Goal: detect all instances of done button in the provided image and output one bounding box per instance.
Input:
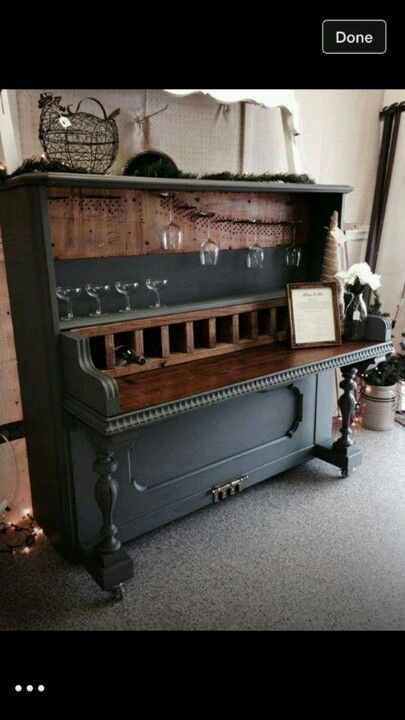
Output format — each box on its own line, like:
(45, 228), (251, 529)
(322, 19), (387, 54)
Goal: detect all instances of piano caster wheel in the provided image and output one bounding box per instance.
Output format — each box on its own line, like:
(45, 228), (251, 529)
(341, 469), (349, 478)
(111, 584), (124, 602)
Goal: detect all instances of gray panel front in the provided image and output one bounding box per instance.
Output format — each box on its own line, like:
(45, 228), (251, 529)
(70, 375), (320, 545)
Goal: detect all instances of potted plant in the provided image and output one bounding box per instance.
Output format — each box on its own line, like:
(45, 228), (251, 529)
(335, 262), (381, 340)
(361, 354), (405, 430)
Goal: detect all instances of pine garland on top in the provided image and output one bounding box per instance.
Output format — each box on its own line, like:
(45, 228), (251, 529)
(122, 150), (314, 183)
(9, 157), (88, 178)
(1, 152), (315, 185)
(200, 171), (314, 183)
(0, 156), (89, 183)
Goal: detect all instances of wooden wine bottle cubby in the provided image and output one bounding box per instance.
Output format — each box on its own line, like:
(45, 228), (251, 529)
(70, 298), (288, 378)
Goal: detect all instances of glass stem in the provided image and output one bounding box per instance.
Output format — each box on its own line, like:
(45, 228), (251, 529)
(96, 296), (102, 315)
(155, 290), (161, 308)
(67, 298), (73, 319)
(125, 293), (131, 311)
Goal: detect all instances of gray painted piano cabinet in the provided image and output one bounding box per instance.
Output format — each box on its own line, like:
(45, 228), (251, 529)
(0, 173), (392, 599)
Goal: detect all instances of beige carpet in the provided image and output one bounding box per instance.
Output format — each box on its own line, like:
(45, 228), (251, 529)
(1, 424), (404, 631)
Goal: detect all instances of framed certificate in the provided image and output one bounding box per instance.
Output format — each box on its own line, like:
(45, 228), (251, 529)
(287, 282), (342, 348)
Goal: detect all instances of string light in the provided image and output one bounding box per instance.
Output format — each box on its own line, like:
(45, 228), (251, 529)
(0, 512), (43, 554)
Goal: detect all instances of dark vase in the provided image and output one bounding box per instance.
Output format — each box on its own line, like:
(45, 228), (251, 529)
(344, 290), (368, 340)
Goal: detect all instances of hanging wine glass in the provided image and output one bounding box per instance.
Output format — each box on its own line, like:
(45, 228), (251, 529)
(285, 220), (302, 268)
(247, 219), (264, 270)
(286, 245), (301, 268)
(161, 193), (183, 251)
(145, 279), (168, 308)
(85, 284), (111, 317)
(247, 245), (265, 269)
(199, 212), (219, 266)
(285, 221), (303, 284)
(56, 287), (82, 320)
(115, 281), (139, 312)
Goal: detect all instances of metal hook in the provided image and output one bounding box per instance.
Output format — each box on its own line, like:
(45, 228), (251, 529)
(158, 191), (175, 199)
(195, 211), (216, 220)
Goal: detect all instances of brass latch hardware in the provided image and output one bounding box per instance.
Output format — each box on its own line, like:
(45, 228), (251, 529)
(212, 475), (247, 503)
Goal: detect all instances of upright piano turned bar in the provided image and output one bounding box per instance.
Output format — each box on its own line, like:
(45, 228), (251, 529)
(0, 173), (392, 599)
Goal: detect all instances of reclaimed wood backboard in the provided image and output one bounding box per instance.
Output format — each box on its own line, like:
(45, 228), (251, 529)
(48, 187), (310, 260)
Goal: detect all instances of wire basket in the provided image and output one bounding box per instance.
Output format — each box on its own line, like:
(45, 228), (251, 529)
(38, 93), (120, 174)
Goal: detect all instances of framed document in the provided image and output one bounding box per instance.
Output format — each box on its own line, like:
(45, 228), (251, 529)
(287, 282), (341, 348)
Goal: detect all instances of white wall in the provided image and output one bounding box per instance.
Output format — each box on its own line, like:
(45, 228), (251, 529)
(294, 90), (384, 226)
(375, 90), (405, 336)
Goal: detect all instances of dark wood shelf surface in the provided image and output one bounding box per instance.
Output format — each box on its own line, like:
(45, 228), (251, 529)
(116, 340), (384, 414)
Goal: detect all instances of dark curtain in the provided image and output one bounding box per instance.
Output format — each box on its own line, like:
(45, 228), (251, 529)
(365, 102), (405, 302)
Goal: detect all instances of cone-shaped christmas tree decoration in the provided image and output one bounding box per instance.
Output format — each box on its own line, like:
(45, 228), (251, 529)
(321, 211), (345, 327)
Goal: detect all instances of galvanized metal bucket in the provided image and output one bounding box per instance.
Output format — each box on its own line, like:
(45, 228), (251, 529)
(361, 383), (398, 431)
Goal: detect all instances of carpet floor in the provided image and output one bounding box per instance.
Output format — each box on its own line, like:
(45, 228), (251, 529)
(1, 425), (404, 631)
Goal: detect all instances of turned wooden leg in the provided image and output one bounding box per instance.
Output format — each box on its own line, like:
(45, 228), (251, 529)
(333, 366), (358, 449)
(81, 430), (134, 594)
(314, 364), (363, 477)
(93, 448), (120, 556)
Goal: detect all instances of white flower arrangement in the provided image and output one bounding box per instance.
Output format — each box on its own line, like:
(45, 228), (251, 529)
(335, 262), (381, 291)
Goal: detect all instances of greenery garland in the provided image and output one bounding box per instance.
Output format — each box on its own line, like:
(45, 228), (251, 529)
(1, 152), (315, 185)
(7, 157), (88, 180)
(122, 153), (314, 183)
(200, 171), (314, 183)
